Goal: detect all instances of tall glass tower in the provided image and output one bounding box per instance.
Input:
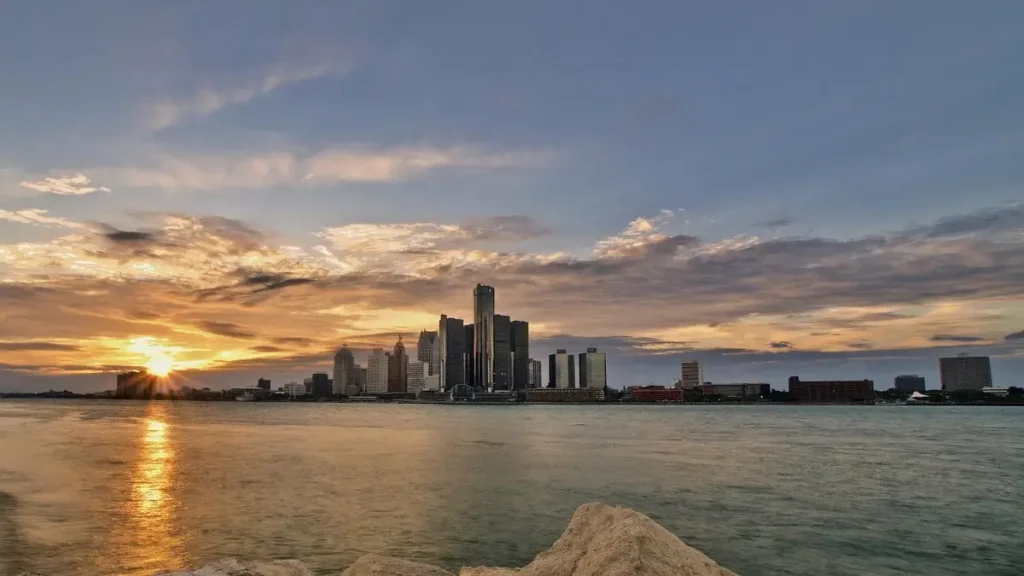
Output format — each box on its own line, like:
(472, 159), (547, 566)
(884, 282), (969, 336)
(473, 284), (495, 390)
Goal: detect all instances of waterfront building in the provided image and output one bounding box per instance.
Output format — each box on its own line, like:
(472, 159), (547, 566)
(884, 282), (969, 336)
(464, 323), (475, 388)
(282, 382), (305, 397)
(257, 378), (271, 391)
(367, 349), (389, 394)
(407, 361), (428, 395)
(303, 377), (313, 394)
(439, 315), (465, 390)
(894, 375), (926, 393)
(510, 320), (529, 390)
(417, 330), (439, 375)
(681, 361), (703, 389)
(548, 349), (576, 389)
(701, 383), (765, 398)
(116, 370), (158, 398)
(529, 358), (543, 388)
(632, 388), (685, 402)
(578, 348), (607, 389)
(388, 336), (409, 393)
(310, 373), (331, 397)
(525, 387), (604, 403)
(787, 377), (874, 403)
(473, 284), (495, 390)
(423, 373), (441, 392)
(939, 356), (992, 391)
(333, 346), (357, 395)
(493, 314), (511, 390)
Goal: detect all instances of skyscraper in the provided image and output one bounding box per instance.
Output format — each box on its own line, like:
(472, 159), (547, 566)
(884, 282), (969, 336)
(549, 349), (576, 389)
(681, 361), (703, 389)
(333, 346), (356, 395)
(578, 347), (607, 389)
(939, 356), (992, 391)
(464, 323), (475, 388)
(493, 314), (511, 390)
(310, 373), (331, 397)
(529, 358), (543, 388)
(439, 315), (465, 390)
(407, 361), (428, 395)
(473, 284), (495, 390)
(417, 330), (439, 375)
(367, 349), (389, 394)
(388, 335), (409, 393)
(510, 320), (529, 390)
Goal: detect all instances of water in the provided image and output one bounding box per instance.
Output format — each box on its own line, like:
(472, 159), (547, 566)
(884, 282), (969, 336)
(0, 400), (1021, 576)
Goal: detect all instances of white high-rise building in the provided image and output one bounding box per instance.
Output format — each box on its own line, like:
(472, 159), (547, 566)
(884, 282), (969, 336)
(333, 346), (356, 395)
(417, 330), (439, 375)
(681, 361), (703, 389)
(367, 349), (389, 394)
(408, 361), (429, 395)
(423, 373), (441, 392)
(549, 349), (575, 388)
(579, 348), (607, 389)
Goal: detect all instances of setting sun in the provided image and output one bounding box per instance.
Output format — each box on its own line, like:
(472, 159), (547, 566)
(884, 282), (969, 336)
(145, 355), (175, 377)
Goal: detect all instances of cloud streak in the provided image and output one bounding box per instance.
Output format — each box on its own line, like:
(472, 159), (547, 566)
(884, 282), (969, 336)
(19, 175), (110, 196)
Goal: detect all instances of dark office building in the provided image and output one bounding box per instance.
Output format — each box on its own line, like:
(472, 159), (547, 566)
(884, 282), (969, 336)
(116, 370), (158, 398)
(493, 314), (511, 390)
(388, 336), (409, 393)
(441, 315), (465, 390)
(510, 320), (529, 390)
(473, 284), (495, 390)
(464, 323), (475, 388)
(894, 375), (926, 393)
(759, 383), (771, 398)
(310, 373), (332, 397)
(257, 378), (271, 390)
(788, 377), (874, 403)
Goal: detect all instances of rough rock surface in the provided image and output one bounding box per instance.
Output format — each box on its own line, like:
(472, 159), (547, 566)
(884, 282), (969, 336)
(341, 554), (455, 576)
(150, 503), (736, 576)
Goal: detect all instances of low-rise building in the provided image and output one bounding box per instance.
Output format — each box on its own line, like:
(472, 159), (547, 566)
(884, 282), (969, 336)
(282, 382), (306, 397)
(525, 387), (604, 403)
(702, 383), (766, 398)
(788, 377), (874, 403)
(894, 375), (926, 393)
(631, 388), (685, 403)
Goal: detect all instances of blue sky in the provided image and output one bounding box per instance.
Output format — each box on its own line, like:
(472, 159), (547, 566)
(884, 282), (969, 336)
(1, 1), (1022, 391)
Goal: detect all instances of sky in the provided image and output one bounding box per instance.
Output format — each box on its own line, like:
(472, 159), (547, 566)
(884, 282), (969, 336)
(1, 0), (1023, 392)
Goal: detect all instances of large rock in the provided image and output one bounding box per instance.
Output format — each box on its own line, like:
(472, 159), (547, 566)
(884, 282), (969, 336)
(463, 503), (736, 576)
(341, 553), (455, 576)
(157, 558), (313, 576)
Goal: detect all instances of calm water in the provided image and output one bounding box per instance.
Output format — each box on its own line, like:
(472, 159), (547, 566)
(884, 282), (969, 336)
(0, 400), (1021, 576)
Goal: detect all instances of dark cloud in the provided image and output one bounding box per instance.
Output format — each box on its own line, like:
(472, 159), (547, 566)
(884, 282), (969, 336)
(256, 277), (315, 292)
(104, 230), (154, 243)
(0, 341), (80, 351)
(1004, 330), (1024, 341)
(929, 334), (985, 343)
(755, 217), (796, 229)
(272, 337), (316, 346)
(917, 204), (1024, 238)
(770, 341), (793, 349)
(250, 345), (284, 353)
(196, 321), (257, 339)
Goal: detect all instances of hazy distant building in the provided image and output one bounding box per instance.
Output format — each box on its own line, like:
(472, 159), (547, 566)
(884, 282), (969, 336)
(473, 284), (495, 390)
(511, 320), (529, 390)
(681, 361), (703, 389)
(417, 330), (439, 375)
(333, 346), (357, 395)
(388, 336), (409, 393)
(439, 315), (465, 390)
(940, 356), (992, 392)
(464, 323), (475, 388)
(116, 370), (158, 398)
(303, 377), (314, 394)
(282, 382), (305, 397)
(257, 378), (271, 391)
(493, 314), (511, 390)
(549, 349), (576, 389)
(578, 348), (607, 389)
(788, 377), (874, 403)
(702, 383), (765, 398)
(367, 349), (389, 394)
(407, 361), (428, 395)
(894, 375), (926, 393)
(529, 359), (543, 388)
(310, 373), (331, 398)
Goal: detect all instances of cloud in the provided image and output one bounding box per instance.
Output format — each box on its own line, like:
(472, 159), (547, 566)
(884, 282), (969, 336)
(929, 334), (985, 343)
(770, 341), (793, 349)
(91, 147), (550, 190)
(1005, 330), (1024, 341)
(592, 209), (697, 259)
(754, 217), (795, 229)
(142, 61), (347, 130)
(104, 230), (155, 243)
(196, 321), (257, 340)
(19, 174), (111, 195)
(0, 209), (83, 229)
(0, 341), (80, 351)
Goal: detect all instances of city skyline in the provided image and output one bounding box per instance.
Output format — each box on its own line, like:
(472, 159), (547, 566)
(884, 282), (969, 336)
(1, 2), (1023, 392)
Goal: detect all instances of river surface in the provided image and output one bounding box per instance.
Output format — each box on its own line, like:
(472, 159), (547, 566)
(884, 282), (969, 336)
(0, 400), (1021, 576)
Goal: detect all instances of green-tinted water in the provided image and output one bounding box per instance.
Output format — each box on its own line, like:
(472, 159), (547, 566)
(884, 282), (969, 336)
(1, 400), (1021, 575)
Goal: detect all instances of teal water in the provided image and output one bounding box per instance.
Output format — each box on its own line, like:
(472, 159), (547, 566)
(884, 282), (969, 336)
(0, 400), (1021, 575)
